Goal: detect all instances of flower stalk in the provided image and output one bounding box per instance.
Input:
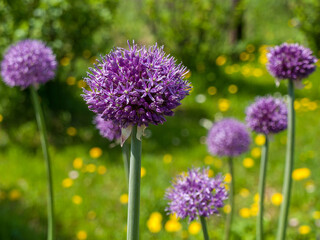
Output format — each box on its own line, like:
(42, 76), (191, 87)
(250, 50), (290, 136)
(30, 85), (54, 240)
(225, 157), (234, 240)
(277, 80), (295, 240)
(257, 135), (269, 240)
(126, 125), (142, 240)
(200, 216), (209, 240)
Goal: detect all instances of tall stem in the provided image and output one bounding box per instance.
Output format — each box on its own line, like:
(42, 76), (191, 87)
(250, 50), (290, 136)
(122, 141), (130, 183)
(30, 85), (54, 240)
(277, 80), (295, 240)
(200, 216), (209, 240)
(126, 125), (142, 240)
(224, 157), (234, 240)
(257, 135), (269, 240)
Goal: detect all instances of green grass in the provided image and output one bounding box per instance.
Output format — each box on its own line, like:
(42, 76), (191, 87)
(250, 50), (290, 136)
(0, 52), (320, 240)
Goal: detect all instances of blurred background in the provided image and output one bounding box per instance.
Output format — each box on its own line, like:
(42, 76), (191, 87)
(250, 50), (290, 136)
(0, 0), (319, 239)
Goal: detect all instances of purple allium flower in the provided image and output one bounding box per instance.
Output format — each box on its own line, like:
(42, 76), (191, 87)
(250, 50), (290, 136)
(246, 96), (287, 135)
(267, 43), (317, 83)
(82, 41), (191, 129)
(165, 167), (228, 222)
(93, 115), (121, 142)
(1, 39), (57, 88)
(207, 118), (251, 157)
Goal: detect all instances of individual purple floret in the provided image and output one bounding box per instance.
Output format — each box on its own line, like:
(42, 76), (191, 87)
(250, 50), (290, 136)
(1, 39), (57, 88)
(207, 118), (251, 157)
(246, 96), (287, 135)
(267, 43), (317, 83)
(165, 167), (228, 222)
(82, 41), (191, 129)
(93, 115), (121, 142)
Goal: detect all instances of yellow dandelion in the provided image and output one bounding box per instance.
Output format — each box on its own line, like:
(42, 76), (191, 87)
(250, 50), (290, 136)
(62, 178), (73, 188)
(243, 158), (254, 168)
(246, 44), (255, 53)
(73, 158), (83, 169)
(97, 165), (107, 175)
(89, 147), (102, 158)
(251, 147), (261, 158)
(239, 208), (251, 218)
(188, 222), (201, 235)
(67, 127), (77, 136)
(255, 134), (266, 146)
(294, 100), (301, 110)
(208, 86), (217, 95)
(228, 84), (238, 94)
(292, 168), (311, 181)
(240, 52), (249, 61)
(253, 68), (263, 77)
(216, 55), (227, 66)
(250, 203), (259, 216)
(224, 173), (232, 183)
(204, 155), (214, 165)
(85, 164), (96, 173)
(225, 66), (233, 75)
(163, 154), (172, 164)
(298, 225), (311, 235)
(66, 76), (76, 85)
(120, 194), (128, 204)
(60, 57), (70, 66)
(207, 169), (214, 177)
(77, 80), (87, 88)
(218, 98), (230, 112)
(147, 212), (162, 233)
(141, 167), (146, 178)
(254, 193), (259, 202)
(87, 210), (96, 220)
(313, 211), (320, 219)
(72, 195), (83, 205)
(77, 230), (87, 240)
(240, 188), (250, 198)
(165, 219), (182, 232)
(241, 65), (251, 77)
(223, 204), (231, 214)
(9, 189), (21, 201)
(308, 102), (318, 111)
(271, 193), (283, 206)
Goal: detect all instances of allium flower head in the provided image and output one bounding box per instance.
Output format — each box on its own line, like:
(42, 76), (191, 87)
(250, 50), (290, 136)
(207, 118), (251, 157)
(82, 41), (191, 132)
(93, 115), (121, 142)
(165, 167), (228, 222)
(267, 43), (317, 83)
(246, 96), (287, 135)
(1, 39), (57, 88)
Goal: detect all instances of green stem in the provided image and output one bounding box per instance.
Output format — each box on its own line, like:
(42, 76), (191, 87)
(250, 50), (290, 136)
(122, 141), (130, 184)
(200, 216), (209, 240)
(277, 80), (295, 240)
(224, 157), (234, 240)
(126, 125), (142, 240)
(30, 85), (54, 240)
(257, 135), (269, 240)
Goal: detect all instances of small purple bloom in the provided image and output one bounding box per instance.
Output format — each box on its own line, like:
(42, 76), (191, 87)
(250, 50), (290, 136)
(246, 96), (287, 135)
(267, 43), (317, 83)
(207, 118), (251, 157)
(93, 115), (121, 142)
(82, 41), (191, 129)
(1, 39), (57, 88)
(165, 167), (228, 222)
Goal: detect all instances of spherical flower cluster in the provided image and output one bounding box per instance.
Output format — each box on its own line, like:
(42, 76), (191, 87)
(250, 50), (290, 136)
(165, 168), (228, 222)
(1, 39), (57, 88)
(93, 115), (121, 142)
(82, 41), (191, 128)
(267, 43), (317, 82)
(207, 118), (251, 157)
(246, 96), (287, 135)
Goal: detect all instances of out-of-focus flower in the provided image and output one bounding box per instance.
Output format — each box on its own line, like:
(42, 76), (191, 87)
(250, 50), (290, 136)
(271, 193), (283, 206)
(165, 215), (182, 232)
(165, 167), (228, 222)
(93, 115), (121, 142)
(77, 230), (87, 240)
(147, 212), (162, 233)
(292, 168), (311, 181)
(89, 147), (102, 158)
(267, 43), (317, 85)
(298, 225), (311, 235)
(207, 118), (251, 157)
(188, 222), (201, 235)
(120, 194), (128, 204)
(239, 208), (251, 218)
(246, 96), (287, 135)
(1, 39), (57, 88)
(82, 41), (191, 143)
